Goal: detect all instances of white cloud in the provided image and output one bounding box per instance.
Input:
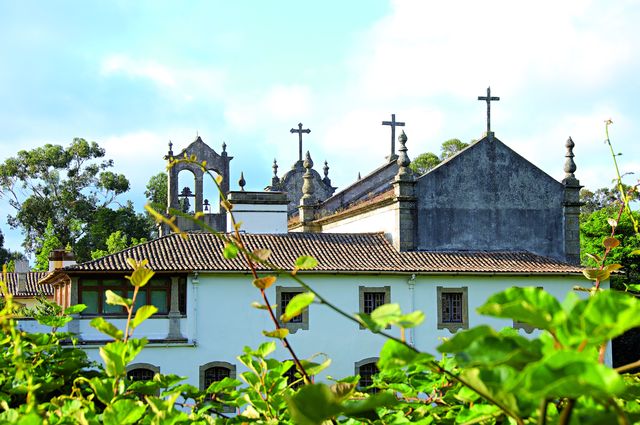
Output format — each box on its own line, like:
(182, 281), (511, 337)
(100, 54), (227, 102)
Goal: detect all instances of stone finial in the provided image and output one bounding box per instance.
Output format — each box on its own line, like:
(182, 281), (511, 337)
(222, 141), (227, 153)
(322, 160), (332, 186)
(564, 137), (576, 178)
(357, 172), (361, 180)
(239, 172), (246, 191)
(395, 131), (413, 181)
(302, 151), (315, 200)
(271, 158), (280, 186)
(168, 140), (173, 156)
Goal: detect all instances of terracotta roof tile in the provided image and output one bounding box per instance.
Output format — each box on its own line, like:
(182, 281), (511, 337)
(2, 272), (53, 297)
(62, 232), (582, 275)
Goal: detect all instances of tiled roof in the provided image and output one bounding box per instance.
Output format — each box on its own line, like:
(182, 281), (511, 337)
(59, 232), (582, 275)
(2, 272), (53, 297)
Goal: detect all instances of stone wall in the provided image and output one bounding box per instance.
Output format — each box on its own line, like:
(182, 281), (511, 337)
(415, 135), (566, 261)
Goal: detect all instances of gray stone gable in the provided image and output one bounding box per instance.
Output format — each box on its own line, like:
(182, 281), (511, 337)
(268, 160), (336, 215)
(415, 135), (566, 260)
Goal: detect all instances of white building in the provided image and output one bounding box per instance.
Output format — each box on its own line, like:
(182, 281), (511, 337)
(36, 124), (595, 388)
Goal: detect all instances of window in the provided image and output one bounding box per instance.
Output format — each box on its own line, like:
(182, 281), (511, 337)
(355, 358), (379, 393)
(283, 363), (303, 389)
(199, 362), (236, 413)
(359, 286), (390, 329)
(276, 287), (309, 333)
(437, 287), (468, 332)
(79, 276), (183, 316)
(127, 363), (160, 381)
(200, 362), (236, 390)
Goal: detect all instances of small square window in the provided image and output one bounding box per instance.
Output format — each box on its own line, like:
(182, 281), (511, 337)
(437, 287), (468, 332)
(276, 287), (309, 333)
(359, 286), (390, 329)
(355, 358), (379, 393)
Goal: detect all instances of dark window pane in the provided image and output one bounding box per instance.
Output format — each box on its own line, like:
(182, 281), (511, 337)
(178, 279), (187, 315)
(363, 292), (386, 314)
(82, 291), (99, 314)
(284, 364), (303, 389)
(358, 362), (379, 393)
(151, 290), (169, 313)
(128, 368), (155, 381)
(204, 367), (231, 389)
(80, 279), (99, 287)
(281, 291), (303, 323)
(442, 292), (463, 323)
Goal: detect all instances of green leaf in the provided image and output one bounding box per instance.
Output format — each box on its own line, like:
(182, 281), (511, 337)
(99, 342), (127, 377)
(64, 304), (86, 315)
(378, 339), (431, 370)
(131, 305), (158, 329)
(103, 399), (146, 425)
(282, 292), (315, 322)
(87, 377), (116, 405)
(438, 326), (543, 368)
(90, 317), (124, 340)
(355, 313), (381, 332)
(223, 242), (238, 259)
(295, 255), (318, 270)
(287, 383), (342, 425)
(252, 275), (276, 290)
(263, 328), (289, 339)
(126, 266), (155, 288)
(631, 249), (640, 256)
(396, 310), (425, 328)
(521, 350), (625, 399)
(342, 391), (397, 419)
(105, 290), (132, 308)
(300, 353), (332, 376)
(477, 287), (563, 332)
(370, 303), (402, 328)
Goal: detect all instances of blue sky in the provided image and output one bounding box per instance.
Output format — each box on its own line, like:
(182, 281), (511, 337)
(1, 0), (639, 253)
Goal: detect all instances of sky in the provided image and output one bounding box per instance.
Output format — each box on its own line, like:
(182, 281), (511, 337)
(1, 0), (639, 253)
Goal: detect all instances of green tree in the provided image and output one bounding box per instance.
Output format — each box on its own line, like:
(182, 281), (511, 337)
(0, 138), (130, 253)
(34, 220), (62, 271)
(145, 172), (167, 211)
(0, 230), (9, 267)
(439, 138), (469, 160)
(74, 202), (153, 262)
(581, 206), (640, 288)
(409, 138), (470, 175)
(91, 230), (147, 260)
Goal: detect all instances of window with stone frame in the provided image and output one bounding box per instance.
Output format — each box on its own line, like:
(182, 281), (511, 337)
(437, 287), (468, 332)
(355, 358), (379, 393)
(359, 286), (390, 329)
(127, 363), (160, 382)
(276, 287), (309, 333)
(199, 362), (236, 412)
(78, 276), (185, 316)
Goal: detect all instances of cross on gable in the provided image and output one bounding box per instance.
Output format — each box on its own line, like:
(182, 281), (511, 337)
(382, 113), (405, 159)
(290, 123), (311, 162)
(478, 87), (500, 133)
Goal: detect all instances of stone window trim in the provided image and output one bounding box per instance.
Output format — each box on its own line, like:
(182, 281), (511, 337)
(354, 357), (379, 391)
(199, 361), (237, 391)
(276, 286), (309, 333)
(126, 363), (160, 386)
(437, 286), (469, 332)
(358, 286), (391, 330)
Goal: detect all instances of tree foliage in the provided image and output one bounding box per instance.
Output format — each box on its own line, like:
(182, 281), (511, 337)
(33, 220), (62, 271)
(0, 230), (9, 267)
(91, 230), (147, 260)
(0, 138), (130, 253)
(145, 172), (167, 211)
(410, 138), (470, 175)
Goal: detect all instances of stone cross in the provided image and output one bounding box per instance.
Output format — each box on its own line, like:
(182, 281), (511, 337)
(477, 87), (500, 133)
(382, 114), (405, 158)
(290, 123), (311, 162)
